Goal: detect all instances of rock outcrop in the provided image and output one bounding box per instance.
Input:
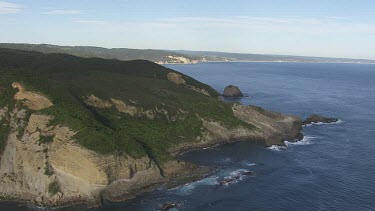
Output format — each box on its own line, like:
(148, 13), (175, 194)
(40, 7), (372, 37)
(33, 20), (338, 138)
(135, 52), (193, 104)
(187, 85), (211, 96)
(303, 114), (339, 125)
(157, 201), (183, 211)
(223, 85), (243, 98)
(167, 72), (186, 85)
(84, 95), (184, 120)
(12, 82), (53, 110)
(169, 104), (303, 154)
(167, 73), (211, 96)
(219, 169), (255, 185)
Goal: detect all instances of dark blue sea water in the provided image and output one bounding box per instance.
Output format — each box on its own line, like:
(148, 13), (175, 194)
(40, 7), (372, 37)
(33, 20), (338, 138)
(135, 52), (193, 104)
(2, 62), (375, 210)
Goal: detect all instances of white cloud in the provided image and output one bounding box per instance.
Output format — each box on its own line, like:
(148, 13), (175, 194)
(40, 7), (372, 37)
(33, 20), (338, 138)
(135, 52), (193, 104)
(157, 16), (375, 34)
(71, 16), (375, 35)
(42, 10), (82, 15)
(73, 19), (108, 25)
(0, 1), (22, 14)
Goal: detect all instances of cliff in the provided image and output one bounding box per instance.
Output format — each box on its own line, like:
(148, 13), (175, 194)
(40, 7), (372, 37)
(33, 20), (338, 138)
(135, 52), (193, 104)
(0, 48), (302, 207)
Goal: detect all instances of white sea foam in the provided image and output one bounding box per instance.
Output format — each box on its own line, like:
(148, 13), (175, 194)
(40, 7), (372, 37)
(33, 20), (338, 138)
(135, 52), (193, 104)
(304, 119), (343, 127)
(267, 145), (287, 151)
(223, 157), (232, 163)
(284, 136), (315, 146)
(171, 176), (219, 195)
(229, 169), (249, 177)
(219, 169), (255, 186)
(245, 162), (256, 167)
(333, 119), (343, 124)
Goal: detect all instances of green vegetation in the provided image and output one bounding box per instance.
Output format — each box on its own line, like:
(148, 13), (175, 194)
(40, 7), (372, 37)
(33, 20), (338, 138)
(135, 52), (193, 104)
(39, 135), (54, 144)
(0, 43), (206, 63)
(0, 82), (15, 153)
(0, 121), (10, 154)
(0, 48), (254, 164)
(250, 105), (265, 113)
(48, 181), (60, 196)
(44, 165), (54, 176)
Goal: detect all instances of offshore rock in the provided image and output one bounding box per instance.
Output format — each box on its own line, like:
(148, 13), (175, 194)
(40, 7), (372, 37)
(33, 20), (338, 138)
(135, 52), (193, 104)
(303, 114), (339, 125)
(223, 85), (243, 98)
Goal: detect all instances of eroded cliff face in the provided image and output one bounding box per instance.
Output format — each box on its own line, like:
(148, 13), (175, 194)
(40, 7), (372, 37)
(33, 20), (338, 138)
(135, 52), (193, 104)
(0, 82), (303, 207)
(168, 104), (302, 155)
(12, 82), (53, 111)
(167, 72), (211, 96)
(0, 83), (191, 206)
(232, 104), (303, 145)
(0, 104), (185, 206)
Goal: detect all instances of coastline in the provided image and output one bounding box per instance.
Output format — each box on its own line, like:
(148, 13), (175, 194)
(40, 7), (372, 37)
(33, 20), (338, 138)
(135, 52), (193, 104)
(0, 50), (304, 209)
(0, 161), (214, 210)
(0, 133), (302, 209)
(0, 103), (303, 208)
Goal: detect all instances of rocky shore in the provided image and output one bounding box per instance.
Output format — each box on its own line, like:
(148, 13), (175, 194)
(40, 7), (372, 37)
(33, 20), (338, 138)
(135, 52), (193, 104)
(303, 114), (339, 125)
(0, 98), (303, 208)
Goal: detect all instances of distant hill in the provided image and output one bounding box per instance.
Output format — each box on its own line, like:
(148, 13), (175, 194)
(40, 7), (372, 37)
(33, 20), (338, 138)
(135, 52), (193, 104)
(0, 43), (209, 64)
(1, 43), (374, 64)
(174, 50), (375, 64)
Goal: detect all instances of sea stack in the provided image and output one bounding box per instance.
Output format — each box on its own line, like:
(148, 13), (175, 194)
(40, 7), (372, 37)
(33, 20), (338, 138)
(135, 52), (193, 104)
(223, 85), (243, 98)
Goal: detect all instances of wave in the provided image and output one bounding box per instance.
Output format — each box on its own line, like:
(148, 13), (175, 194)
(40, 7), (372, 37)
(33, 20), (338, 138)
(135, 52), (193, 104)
(304, 119), (343, 127)
(267, 145), (287, 151)
(219, 169), (256, 186)
(172, 168), (257, 195)
(268, 135), (320, 150)
(171, 176), (219, 195)
(284, 135), (318, 146)
(202, 144), (221, 150)
(245, 162), (256, 167)
(229, 169), (253, 177)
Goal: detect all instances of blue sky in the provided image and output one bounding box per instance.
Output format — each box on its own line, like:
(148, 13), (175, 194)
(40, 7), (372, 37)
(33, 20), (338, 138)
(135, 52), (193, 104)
(1, 0), (375, 59)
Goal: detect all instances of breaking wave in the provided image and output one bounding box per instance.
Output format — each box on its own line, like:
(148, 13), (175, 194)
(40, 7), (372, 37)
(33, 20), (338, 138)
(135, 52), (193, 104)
(171, 176), (219, 195)
(304, 119), (343, 127)
(267, 145), (287, 151)
(218, 169), (256, 186)
(284, 135), (318, 146)
(245, 162), (256, 167)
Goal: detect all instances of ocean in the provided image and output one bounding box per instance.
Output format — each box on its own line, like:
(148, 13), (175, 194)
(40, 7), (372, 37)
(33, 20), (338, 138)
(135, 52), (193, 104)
(2, 62), (375, 210)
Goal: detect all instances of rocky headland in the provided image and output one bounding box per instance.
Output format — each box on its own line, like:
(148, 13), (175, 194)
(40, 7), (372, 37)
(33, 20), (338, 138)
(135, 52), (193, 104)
(0, 48), (303, 208)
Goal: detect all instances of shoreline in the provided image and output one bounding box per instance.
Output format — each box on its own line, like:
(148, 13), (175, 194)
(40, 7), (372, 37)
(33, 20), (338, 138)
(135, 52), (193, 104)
(0, 135), (297, 210)
(0, 165), (215, 210)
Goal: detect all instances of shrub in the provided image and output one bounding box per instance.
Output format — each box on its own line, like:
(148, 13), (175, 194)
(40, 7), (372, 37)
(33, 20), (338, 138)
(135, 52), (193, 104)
(48, 181), (60, 196)
(39, 135), (54, 144)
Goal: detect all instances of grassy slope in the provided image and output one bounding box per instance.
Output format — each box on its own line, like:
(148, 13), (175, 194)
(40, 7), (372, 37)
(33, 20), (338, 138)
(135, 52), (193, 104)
(0, 48), (253, 163)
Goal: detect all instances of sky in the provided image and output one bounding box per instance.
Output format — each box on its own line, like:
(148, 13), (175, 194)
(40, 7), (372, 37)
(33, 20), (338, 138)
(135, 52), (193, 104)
(1, 0), (375, 59)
